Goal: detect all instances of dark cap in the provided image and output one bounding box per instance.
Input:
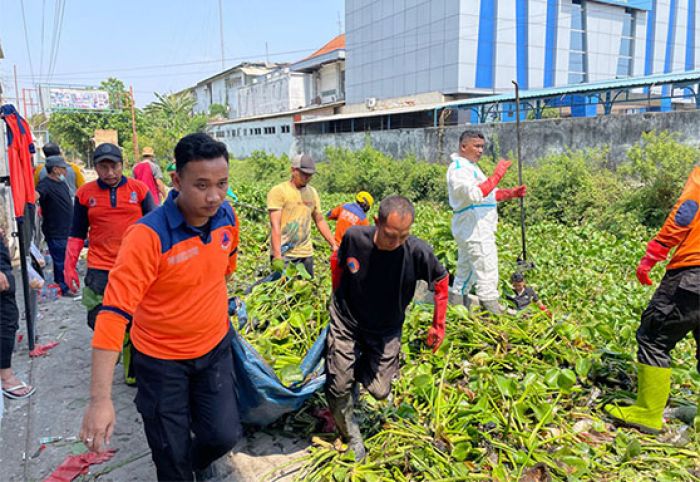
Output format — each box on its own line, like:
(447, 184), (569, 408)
(42, 142), (61, 157)
(45, 155), (68, 169)
(93, 143), (123, 163)
(510, 272), (525, 283)
(291, 153), (316, 174)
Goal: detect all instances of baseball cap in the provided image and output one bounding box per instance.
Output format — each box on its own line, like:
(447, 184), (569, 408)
(291, 153), (316, 174)
(45, 155), (68, 169)
(93, 143), (123, 163)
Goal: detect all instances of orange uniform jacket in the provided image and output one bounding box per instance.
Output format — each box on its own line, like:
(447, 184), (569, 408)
(655, 165), (700, 270)
(327, 202), (370, 245)
(92, 191), (239, 360)
(70, 177), (155, 270)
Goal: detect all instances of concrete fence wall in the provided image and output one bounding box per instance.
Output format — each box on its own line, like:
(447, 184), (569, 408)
(297, 110), (700, 165)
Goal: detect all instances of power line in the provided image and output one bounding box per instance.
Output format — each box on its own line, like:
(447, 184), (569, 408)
(19, 0), (36, 84)
(39, 0), (47, 78)
(47, 0), (67, 82)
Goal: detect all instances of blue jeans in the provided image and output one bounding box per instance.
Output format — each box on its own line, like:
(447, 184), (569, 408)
(46, 238), (69, 295)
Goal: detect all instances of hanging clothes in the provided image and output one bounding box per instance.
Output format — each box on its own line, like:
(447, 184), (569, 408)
(1, 104), (36, 218)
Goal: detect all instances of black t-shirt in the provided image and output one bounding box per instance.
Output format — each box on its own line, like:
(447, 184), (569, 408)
(36, 177), (73, 239)
(506, 286), (539, 311)
(333, 226), (448, 334)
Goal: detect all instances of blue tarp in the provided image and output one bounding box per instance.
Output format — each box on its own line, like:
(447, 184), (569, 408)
(230, 299), (328, 426)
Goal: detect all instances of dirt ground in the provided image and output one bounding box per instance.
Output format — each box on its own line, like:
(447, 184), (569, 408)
(0, 259), (312, 481)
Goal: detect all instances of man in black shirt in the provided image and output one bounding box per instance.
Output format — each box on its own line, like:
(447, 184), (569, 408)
(36, 155), (74, 295)
(326, 195), (449, 461)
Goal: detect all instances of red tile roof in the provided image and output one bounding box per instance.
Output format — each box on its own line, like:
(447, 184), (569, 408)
(305, 34), (345, 60)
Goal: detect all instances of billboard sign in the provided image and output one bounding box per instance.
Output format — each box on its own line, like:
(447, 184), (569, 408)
(48, 88), (111, 111)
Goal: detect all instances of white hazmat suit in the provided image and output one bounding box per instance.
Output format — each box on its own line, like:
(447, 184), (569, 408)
(446, 153), (500, 302)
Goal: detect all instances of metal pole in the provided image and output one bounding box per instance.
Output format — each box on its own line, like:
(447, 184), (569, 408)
(219, 0), (225, 70)
(129, 87), (139, 166)
(512, 80), (528, 264)
(15, 216), (35, 350)
(13, 65), (21, 111)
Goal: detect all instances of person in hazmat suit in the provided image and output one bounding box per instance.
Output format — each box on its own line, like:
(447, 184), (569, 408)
(446, 130), (526, 314)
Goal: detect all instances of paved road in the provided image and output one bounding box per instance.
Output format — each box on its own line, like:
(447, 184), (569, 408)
(0, 262), (310, 481)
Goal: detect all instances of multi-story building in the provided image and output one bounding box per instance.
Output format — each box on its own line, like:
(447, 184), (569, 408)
(344, 0), (699, 107)
(192, 62), (280, 118)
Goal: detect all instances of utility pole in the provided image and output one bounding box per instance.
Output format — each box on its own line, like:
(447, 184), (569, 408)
(129, 86), (139, 165)
(218, 0), (225, 70)
(13, 65), (20, 110)
(265, 42), (269, 64)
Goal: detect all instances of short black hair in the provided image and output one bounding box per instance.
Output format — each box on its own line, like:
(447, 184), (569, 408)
(46, 165), (58, 175)
(459, 130), (485, 145)
(43, 142), (61, 157)
(511, 272), (525, 283)
(174, 133), (229, 173)
(378, 195), (415, 224)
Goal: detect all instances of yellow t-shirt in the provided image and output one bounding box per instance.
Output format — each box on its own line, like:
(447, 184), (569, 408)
(267, 181), (321, 259)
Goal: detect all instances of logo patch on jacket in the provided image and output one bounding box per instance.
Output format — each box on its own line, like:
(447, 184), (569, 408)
(347, 257), (360, 274)
(221, 230), (232, 250)
(129, 191), (138, 204)
(88, 197), (97, 207)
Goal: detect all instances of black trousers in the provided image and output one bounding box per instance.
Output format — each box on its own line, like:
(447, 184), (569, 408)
(0, 290), (19, 369)
(637, 266), (700, 373)
(325, 302), (402, 400)
(85, 268), (109, 330)
(133, 330), (242, 482)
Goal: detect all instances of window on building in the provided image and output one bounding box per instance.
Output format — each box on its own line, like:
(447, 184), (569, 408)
(617, 9), (636, 78)
(568, 0), (588, 84)
(281, 125), (290, 133)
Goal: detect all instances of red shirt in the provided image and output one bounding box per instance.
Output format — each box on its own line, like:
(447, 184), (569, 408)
(71, 176), (155, 270)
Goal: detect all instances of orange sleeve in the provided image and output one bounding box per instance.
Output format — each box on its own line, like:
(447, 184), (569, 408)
(360, 217), (370, 226)
(655, 167), (700, 249)
(33, 165), (43, 186)
(92, 224), (161, 352)
(327, 205), (342, 220)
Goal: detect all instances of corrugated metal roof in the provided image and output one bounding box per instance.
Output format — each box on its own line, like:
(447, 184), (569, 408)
(297, 70), (700, 124)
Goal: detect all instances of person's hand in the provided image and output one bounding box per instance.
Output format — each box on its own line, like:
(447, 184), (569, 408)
(80, 398), (115, 453)
(493, 159), (512, 178)
(539, 304), (552, 318)
(0, 272), (9, 292)
(426, 326), (445, 353)
(636, 240), (670, 285)
(330, 241), (339, 252)
(512, 185), (527, 197)
(271, 258), (285, 273)
(64, 237), (84, 293)
(64, 265), (80, 292)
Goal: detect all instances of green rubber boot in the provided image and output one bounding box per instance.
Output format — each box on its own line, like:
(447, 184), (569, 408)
(604, 363), (671, 434)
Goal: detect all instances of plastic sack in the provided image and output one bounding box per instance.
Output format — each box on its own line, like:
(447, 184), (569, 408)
(229, 298), (328, 426)
(29, 243), (46, 268)
(28, 262), (45, 290)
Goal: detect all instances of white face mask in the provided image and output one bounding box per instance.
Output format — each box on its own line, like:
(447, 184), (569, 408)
(58, 174), (66, 182)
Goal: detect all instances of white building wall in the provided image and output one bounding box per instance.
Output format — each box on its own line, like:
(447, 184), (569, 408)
(207, 116), (295, 158)
(634, 11), (647, 77)
(555, 2), (572, 86)
(495, 0), (518, 91)
(673, 1), (688, 72)
(456, 1), (480, 93)
(586, 2), (626, 83)
(654, 0), (671, 74)
(528, 0), (549, 89)
(238, 72), (307, 118)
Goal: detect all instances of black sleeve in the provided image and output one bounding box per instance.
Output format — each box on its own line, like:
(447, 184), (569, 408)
(70, 197), (89, 239)
(414, 238), (448, 289)
(337, 230), (350, 267)
(528, 287), (539, 302)
(141, 192), (157, 215)
(0, 240), (16, 293)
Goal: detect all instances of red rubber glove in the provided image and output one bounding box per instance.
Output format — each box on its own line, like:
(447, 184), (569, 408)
(496, 185), (527, 202)
(539, 305), (552, 318)
(426, 276), (448, 352)
(479, 159), (512, 197)
(63, 237), (84, 293)
(330, 250), (342, 291)
(636, 239), (670, 285)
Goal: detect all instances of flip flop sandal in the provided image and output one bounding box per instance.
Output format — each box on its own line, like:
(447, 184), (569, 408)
(2, 381), (36, 400)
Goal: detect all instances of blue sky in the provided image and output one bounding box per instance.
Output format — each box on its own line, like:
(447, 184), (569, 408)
(0, 0), (345, 107)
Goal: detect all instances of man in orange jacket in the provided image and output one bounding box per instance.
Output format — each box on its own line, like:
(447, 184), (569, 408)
(64, 143), (156, 329)
(79, 133), (242, 481)
(326, 191), (374, 245)
(605, 164), (700, 434)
